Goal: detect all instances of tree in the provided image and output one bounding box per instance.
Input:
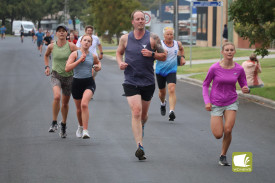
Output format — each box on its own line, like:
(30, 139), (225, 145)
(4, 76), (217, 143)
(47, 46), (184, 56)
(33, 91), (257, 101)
(43, 0), (64, 20)
(68, 0), (88, 30)
(1, 0), (67, 32)
(138, 0), (174, 10)
(228, 0), (275, 58)
(87, 0), (141, 44)
(2, 0), (26, 34)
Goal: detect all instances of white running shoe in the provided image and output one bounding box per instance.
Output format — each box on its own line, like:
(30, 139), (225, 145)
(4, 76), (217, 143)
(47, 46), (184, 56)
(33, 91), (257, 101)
(76, 126), (83, 138)
(82, 130), (90, 139)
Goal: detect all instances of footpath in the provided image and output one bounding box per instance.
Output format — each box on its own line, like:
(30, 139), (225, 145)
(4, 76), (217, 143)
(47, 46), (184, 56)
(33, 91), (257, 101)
(104, 53), (275, 109)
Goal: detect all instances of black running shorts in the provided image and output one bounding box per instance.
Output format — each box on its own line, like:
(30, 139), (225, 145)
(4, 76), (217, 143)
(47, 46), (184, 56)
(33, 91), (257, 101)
(123, 84), (155, 101)
(37, 40), (43, 47)
(156, 73), (177, 89)
(72, 77), (96, 100)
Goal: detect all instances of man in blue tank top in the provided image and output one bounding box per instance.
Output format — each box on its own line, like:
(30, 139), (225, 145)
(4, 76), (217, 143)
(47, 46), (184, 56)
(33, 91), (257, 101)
(116, 10), (167, 160)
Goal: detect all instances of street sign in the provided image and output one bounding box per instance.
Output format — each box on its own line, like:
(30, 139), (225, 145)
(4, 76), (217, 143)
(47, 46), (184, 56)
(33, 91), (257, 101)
(193, 1), (223, 7)
(143, 11), (151, 26)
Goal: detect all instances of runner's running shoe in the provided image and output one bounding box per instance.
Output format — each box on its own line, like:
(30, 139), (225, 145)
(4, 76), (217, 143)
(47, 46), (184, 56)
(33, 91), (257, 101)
(59, 122), (67, 138)
(135, 144), (146, 160)
(169, 111), (176, 121)
(48, 121), (58, 132)
(160, 100), (166, 116)
(219, 155), (231, 166)
(76, 126), (83, 138)
(82, 130), (90, 139)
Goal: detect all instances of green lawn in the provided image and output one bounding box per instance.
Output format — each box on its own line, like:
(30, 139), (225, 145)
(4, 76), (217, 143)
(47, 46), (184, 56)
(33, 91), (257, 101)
(182, 47), (252, 60)
(182, 58), (275, 101)
(104, 50), (117, 57)
(104, 47), (253, 60)
(104, 47), (275, 101)
(100, 38), (118, 47)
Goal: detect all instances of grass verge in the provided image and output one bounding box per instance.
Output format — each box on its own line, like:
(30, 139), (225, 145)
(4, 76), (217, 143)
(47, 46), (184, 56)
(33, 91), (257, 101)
(104, 47), (253, 60)
(180, 58), (275, 101)
(104, 47), (275, 101)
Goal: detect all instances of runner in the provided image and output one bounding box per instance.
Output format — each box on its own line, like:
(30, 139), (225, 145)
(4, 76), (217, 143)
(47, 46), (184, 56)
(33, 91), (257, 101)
(76, 25), (103, 60)
(116, 10), (167, 160)
(202, 42), (250, 166)
(68, 32), (77, 44)
(43, 31), (53, 50)
(76, 25), (103, 78)
(31, 28), (35, 42)
(155, 27), (185, 121)
(36, 28), (45, 56)
(44, 24), (78, 138)
(0, 25), (7, 40)
(74, 31), (79, 40)
(44, 31), (53, 60)
(20, 25), (24, 43)
(65, 34), (101, 139)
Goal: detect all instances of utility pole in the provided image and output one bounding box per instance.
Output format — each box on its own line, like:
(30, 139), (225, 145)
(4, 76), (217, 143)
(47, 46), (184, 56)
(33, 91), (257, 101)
(159, 0), (162, 21)
(190, 0), (193, 67)
(64, 0), (68, 25)
(174, 0), (179, 40)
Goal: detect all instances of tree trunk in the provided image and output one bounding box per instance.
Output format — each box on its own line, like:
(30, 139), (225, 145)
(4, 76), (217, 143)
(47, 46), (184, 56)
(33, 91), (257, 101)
(11, 19), (14, 35)
(107, 34), (113, 44)
(73, 18), (76, 30)
(116, 33), (120, 45)
(38, 20), (41, 28)
(2, 18), (6, 25)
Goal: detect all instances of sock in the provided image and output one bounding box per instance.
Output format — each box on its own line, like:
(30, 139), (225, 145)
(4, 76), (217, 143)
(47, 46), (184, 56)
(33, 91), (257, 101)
(169, 110), (174, 113)
(161, 100), (166, 106)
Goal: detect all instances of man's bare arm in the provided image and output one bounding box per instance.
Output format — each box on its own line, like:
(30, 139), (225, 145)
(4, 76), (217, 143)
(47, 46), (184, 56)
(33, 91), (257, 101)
(98, 44), (103, 60)
(178, 41), (185, 56)
(150, 33), (167, 61)
(116, 35), (128, 70)
(177, 41), (186, 66)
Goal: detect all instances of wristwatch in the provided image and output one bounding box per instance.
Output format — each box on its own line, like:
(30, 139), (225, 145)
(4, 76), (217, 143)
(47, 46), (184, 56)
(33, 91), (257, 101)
(100, 52), (103, 55)
(152, 52), (155, 58)
(45, 66), (50, 69)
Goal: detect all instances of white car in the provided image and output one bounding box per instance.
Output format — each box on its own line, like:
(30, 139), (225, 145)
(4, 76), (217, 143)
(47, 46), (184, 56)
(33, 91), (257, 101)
(13, 20), (35, 36)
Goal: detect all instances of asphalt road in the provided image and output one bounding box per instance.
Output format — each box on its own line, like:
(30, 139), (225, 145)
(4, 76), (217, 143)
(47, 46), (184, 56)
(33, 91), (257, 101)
(1, 37), (275, 183)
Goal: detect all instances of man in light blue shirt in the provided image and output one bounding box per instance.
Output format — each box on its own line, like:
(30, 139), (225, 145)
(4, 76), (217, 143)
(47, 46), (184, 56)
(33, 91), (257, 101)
(35, 28), (45, 56)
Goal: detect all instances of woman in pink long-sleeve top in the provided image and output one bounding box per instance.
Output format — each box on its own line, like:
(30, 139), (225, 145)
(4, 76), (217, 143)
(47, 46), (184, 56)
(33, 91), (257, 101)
(202, 42), (250, 166)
